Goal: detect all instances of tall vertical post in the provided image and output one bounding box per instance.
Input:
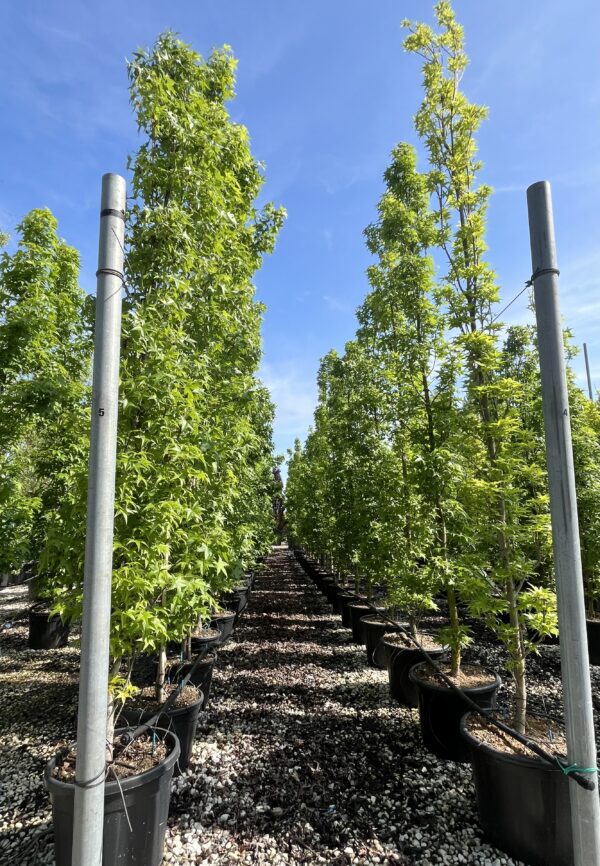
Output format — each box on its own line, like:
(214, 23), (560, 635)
(71, 173), (126, 866)
(527, 180), (600, 866)
(584, 343), (594, 400)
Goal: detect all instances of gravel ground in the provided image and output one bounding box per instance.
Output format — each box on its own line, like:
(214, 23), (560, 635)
(1, 546), (599, 866)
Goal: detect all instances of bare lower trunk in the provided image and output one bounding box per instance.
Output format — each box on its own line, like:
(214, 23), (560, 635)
(507, 571), (527, 734)
(409, 616), (417, 639)
(156, 644), (167, 705)
(354, 567), (360, 595)
(106, 656), (122, 760)
(447, 587), (461, 678)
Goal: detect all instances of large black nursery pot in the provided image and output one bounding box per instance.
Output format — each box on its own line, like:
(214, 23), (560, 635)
(324, 580), (343, 606)
(461, 714), (574, 866)
(339, 592), (359, 627)
(361, 615), (406, 668)
(357, 606), (385, 644)
(221, 585), (250, 622)
(210, 609), (236, 647)
(45, 728), (180, 866)
(121, 690), (203, 774)
(586, 618), (600, 665)
(409, 662), (501, 762)
(316, 572), (335, 594)
(169, 652), (216, 709)
(384, 634), (446, 708)
(348, 602), (372, 644)
(28, 604), (70, 650)
(331, 585), (351, 614)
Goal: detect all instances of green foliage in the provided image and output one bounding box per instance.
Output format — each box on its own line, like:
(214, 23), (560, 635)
(403, 3), (556, 731)
(44, 33), (284, 696)
(0, 209), (91, 577)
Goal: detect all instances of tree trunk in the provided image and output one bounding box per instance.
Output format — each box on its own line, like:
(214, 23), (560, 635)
(106, 656), (122, 760)
(447, 587), (461, 678)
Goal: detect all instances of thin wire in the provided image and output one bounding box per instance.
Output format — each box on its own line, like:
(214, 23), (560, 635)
(489, 279), (533, 327)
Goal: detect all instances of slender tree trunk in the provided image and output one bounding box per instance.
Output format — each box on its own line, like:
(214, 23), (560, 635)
(106, 656), (122, 760)
(447, 587), (461, 678)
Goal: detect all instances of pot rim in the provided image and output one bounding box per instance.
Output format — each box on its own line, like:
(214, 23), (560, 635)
(359, 611), (394, 623)
(211, 610), (236, 622)
(381, 632), (444, 651)
(408, 660), (501, 694)
(123, 689), (204, 720)
(44, 727), (181, 794)
(459, 711), (565, 773)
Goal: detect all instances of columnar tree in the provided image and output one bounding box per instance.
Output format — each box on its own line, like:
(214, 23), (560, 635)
(404, 2), (555, 731)
(46, 33), (283, 713)
(358, 142), (470, 665)
(0, 209), (90, 580)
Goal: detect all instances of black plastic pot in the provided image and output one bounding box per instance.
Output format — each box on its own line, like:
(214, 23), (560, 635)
(348, 603), (372, 644)
(28, 606), (70, 650)
(331, 586), (352, 614)
(587, 618), (600, 665)
(221, 586), (250, 622)
(190, 629), (222, 655)
(361, 616), (406, 668)
(409, 662), (501, 761)
(169, 653), (216, 708)
(357, 607), (385, 644)
(323, 581), (342, 606)
(45, 728), (179, 866)
(210, 610), (236, 647)
(121, 691), (203, 774)
(317, 574), (335, 594)
(385, 635), (446, 707)
(338, 592), (359, 627)
(461, 714), (574, 866)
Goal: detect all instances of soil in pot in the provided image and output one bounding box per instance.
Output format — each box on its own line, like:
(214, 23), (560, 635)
(210, 609), (236, 647)
(190, 626), (222, 654)
(409, 662), (501, 762)
(384, 632), (446, 707)
(169, 653), (216, 709)
(361, 615), (407, 668)
(120, 684), (203, 774)
(46, 728), (180, 866)
(587, 618), (600, 665)
(28, 604), (70, 650)
(461, 713), (573, 866)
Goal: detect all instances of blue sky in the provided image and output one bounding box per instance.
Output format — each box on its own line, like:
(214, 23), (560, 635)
(2, 1), (599, 467)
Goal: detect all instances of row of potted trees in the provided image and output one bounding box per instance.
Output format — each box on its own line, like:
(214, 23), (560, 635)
(294, 549), (580, 866)
(285, 5), (599, 866)
(44, 565), (260, 866)
(0, 31), (284, 866)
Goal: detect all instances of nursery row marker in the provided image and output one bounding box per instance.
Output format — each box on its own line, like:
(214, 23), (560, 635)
(527, 180), (600, 866)
(72, 173), (126, 866)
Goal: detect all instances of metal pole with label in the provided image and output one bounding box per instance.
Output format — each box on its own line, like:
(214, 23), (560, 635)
(527, 180), (600, 866)
(71, 173), (126, 866)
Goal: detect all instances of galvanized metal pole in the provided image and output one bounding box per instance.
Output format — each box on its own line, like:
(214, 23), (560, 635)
(527, 180), (600, 866)
(584, 343), (594, 400)
(71, 173), (126, 866)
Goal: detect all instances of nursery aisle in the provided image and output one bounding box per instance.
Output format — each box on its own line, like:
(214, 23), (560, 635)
(1, 546), (543, 866)
(165, 548), (485, 866)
